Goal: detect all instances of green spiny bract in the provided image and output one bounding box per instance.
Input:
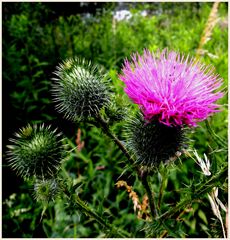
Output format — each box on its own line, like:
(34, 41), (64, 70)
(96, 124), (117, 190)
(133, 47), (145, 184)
(7, 124), (65, 179)
(52, 57), (111, 122)
(105, 94), (129, 123)
(34, 179), (60, 203)
(125, 112), (187, 169)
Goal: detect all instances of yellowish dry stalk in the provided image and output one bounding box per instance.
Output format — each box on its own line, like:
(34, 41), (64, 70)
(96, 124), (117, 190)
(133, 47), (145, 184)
(116, 180), (151, 221)
(116, 180), (141, 212)
(138, 194), (151, 221)
(159, 230), (168, 238)
(75, 128), (85, 151)
(196, 2), (220, 57)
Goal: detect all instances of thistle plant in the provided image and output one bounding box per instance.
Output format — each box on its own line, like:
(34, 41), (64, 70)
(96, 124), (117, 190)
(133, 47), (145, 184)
(120, 49), (223, 127)
(125, 112), (186, 168)
(192, 149), (227, 238)
(52, 57), (111, 122)
(34, 179), (60, 203)
(7, 124), (65, 179)
(120, 49), (223, 169)
(6, 48), (226, 237)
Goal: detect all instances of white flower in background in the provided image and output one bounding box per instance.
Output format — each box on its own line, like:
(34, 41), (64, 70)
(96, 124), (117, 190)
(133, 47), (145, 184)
(113, 10), (132, 21)
(193, 149), (211, 176)
(141, 10), (148, 17)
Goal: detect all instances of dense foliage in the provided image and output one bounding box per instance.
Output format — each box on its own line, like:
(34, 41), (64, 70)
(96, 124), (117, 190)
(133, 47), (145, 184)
(3, 2), (227, 238)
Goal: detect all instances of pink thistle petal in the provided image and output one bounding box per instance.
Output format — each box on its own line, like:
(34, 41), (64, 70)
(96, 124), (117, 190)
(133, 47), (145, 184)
(119, 49), (224, 127)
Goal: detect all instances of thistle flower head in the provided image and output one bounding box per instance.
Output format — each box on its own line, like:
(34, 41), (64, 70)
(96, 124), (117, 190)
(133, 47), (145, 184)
(125, 112), (186, 168)
(52, 57), (111, 121)
(34, 179), (60, 203)
(120, 49), (223, 127)
(7, 124), (65, 179)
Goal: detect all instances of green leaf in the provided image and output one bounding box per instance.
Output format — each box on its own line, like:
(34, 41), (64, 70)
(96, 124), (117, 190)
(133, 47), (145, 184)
(198, 209), (208, 225)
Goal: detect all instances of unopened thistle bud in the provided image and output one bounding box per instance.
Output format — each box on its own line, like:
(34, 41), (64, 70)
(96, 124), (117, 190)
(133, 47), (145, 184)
(52, 57), (111, 121)
(125, 112), (186, 168)
(7, 124), (65, 179)
(34, 179), (60, 203)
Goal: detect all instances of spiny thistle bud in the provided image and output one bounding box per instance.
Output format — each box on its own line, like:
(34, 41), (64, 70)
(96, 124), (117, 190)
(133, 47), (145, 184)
(34, 179), (60, 203)
(52, 57), (111, 121)
(105, 94), (128, 123)
(125, 112), (186, 168)
(7, 124), (65, 179)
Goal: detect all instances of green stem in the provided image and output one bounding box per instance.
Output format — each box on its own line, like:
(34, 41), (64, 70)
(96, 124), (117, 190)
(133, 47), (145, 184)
(195, 163), (227, 196)
(95, 114), (158, 219)
(140, 171), (158, 219)
(95, 114), (135, 164)
(158, 197), (192, 221)
(63, 186), (130, 238)
(157, 173), (165, 211)
(74, 195), (129, 237)
(205, 120), (227, 147)
(158, 164), (227, 221)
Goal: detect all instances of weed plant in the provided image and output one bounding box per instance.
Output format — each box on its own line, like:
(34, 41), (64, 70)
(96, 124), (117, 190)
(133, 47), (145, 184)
(2, 2), (227, 238)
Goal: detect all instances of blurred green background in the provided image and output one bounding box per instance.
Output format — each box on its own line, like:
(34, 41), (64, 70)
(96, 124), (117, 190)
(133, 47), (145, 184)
(2, 2), (228, 238)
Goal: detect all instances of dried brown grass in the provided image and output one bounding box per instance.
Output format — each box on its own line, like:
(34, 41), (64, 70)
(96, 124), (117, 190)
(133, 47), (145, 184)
(196, 2), (220, 57)
(116, 180), (151, 221)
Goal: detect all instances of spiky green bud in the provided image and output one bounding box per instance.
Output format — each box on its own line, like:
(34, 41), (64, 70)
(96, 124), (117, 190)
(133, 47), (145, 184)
(7, 124), (65, 179)
(105, 94), (128, 123)
(52, 57), (111, 121)
(34, 179), (60, 203)
(125, 112), (186, 169)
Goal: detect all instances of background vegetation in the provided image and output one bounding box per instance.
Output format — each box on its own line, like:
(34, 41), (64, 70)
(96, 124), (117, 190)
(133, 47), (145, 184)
(2, 2), (228, 238)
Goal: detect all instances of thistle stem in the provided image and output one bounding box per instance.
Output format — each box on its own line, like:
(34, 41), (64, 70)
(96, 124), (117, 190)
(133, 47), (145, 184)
(95, 114), (159, 219)
(141, 171), (158, 219)
(158, 164), (227, 221)
(95, 114), (135, 164)
(74, 195), (130, 238)
(205, 120), (227, 147)
(63, 186), (130, 238)
(157, 174), (165, 211)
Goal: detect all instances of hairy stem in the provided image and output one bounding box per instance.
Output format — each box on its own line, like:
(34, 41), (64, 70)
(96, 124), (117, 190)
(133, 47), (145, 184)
(74, 195), (130, 237)
(195, 163), (227, 196)
(158, 164), (227, 221)
(63, 186), (130, 238)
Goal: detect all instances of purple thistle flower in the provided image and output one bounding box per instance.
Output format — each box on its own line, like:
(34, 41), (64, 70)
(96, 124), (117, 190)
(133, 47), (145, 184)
(120, 49), (223, 127)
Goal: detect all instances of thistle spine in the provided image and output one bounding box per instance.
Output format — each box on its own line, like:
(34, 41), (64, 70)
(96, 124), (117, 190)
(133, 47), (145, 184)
(7, 124), (65, 179)
(52, 57), (111, 122)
